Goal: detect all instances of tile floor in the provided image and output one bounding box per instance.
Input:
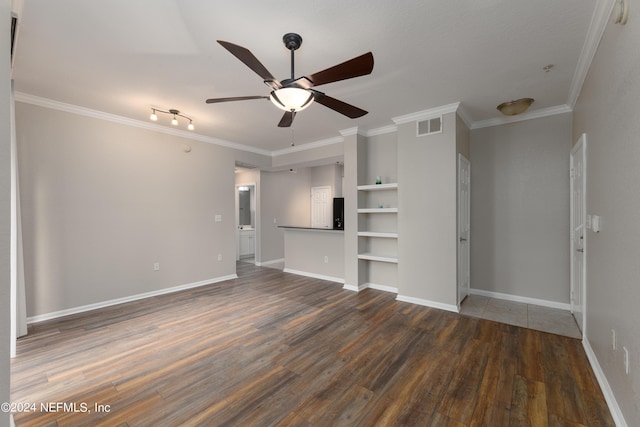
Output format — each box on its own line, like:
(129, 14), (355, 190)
(460, 294), (582, 339)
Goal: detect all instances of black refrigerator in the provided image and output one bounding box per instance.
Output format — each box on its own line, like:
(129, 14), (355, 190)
(333, 197), (344, 230)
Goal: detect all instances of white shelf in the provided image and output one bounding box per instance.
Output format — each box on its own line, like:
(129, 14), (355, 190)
(357, 253), (399, 263)
(357, 231), (398, 238)
(357, 183), (398, 191)
(358, 208), (398, 213)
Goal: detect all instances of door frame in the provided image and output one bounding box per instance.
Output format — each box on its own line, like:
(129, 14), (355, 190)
(457, 154), (471, 307)
(570, 133), (587, 337)
(236, 183), (257, 262)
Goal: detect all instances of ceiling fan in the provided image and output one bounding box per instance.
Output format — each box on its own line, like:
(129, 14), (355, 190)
(206, 33), (374, 127)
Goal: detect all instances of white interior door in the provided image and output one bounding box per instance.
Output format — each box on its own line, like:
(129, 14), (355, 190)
(457, 154), (471, 304)
(311, 186), (332, 228)
(570, 134), (586, 334)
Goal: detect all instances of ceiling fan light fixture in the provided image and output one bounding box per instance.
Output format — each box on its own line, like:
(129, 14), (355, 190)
(270, 87), (314, 112)
(497, 98), (534, 116)
(150, 109), (158, 121)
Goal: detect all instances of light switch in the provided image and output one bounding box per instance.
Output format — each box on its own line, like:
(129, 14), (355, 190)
(215, 215), (222, 222)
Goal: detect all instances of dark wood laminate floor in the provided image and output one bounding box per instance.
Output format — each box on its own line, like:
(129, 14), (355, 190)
(11, 263), (614, 426)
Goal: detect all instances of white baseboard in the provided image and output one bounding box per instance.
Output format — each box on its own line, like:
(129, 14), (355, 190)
(26, 274), (238, 324)
(343, 283), (368, 292)
(582, 338), (628, 427)
(396, 294), (459, 313)
(283, 268), (345, 284)
(256, 258), (284, 267)
(469, 288), (571, 311)
(363, 283), (398, 294)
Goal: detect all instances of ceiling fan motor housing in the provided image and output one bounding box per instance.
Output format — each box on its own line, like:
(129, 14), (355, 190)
(282, 33), (303, 51)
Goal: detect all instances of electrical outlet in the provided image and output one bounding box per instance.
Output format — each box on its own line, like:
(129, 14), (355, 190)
(273, 218), (277, 224)
(153, 262), (160, 271)
(324, 256), (329, 263)
(217, 254), (223, 261)
(612, 329), (617, 350)
(623, 347), (630, 375)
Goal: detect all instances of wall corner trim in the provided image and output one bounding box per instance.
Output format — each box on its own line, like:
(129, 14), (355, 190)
(582, 338), (629, 427)
(25, 274), (238, 324)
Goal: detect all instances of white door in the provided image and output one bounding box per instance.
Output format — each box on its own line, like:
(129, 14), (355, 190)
(457, 154), (471, 304)
(311, 186), (332, 228)
(570, 134), (587, 334)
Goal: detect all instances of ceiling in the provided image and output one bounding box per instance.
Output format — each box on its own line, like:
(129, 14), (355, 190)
(12, 0), (601, 154)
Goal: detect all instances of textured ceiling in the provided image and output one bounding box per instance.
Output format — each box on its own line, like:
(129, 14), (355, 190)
(12, 0), (600, 153)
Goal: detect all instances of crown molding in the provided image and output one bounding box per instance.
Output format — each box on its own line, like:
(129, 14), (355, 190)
(271, 135), (344, 157)
(471, 104), (572, 129)
(339, 127), (359, 137)
(456, 104), (474, 129)
(365, 124), (397, 137)
(14, 92), (272, 156)
(392, 102), (461, 125)
(567, 0), (616, 108)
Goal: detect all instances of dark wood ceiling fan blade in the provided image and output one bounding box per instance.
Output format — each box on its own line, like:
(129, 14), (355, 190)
(217, 40), (279, 84)
(277, 111), (296, 127)
(206, 96), (269, 104)
(313, 93), (368, 118)
(307, 52), (374, 87)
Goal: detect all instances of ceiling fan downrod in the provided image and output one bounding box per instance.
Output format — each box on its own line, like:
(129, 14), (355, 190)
(282, 33), (302, 80)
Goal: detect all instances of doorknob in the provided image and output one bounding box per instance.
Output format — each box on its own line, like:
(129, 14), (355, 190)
(459, 237), (467, 242)
(576, 248), (584, 253)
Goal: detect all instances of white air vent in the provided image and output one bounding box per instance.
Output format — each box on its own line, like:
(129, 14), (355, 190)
(417, 116), (442, 136)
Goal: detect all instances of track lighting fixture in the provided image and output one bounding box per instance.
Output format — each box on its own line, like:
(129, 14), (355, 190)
(150, 108), (195, 131)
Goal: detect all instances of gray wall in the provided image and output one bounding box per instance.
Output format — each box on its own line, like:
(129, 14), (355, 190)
(1, 0), (11, 423)
(398, 112), (458, 307)
(573, 6), (640, 424)
(259, 169), (311, 263)
(16, 102), (238, 317)
(364, 132), (398, 185)
(284, 229), (344, 280)
(310, 164), (342, 198)
(470, 113), (571, 303)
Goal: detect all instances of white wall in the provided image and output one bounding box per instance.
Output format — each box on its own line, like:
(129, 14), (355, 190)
(573, 5), (640, 424)
(1, 0), (12, 423)
(470, 113), (572, 304)
(16, 102), (239, 318)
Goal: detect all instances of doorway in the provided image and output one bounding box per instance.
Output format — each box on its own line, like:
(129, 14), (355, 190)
(236, 184), (256, 263)
(311, 186), (332, 228)
(570, 134), (586, 335)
